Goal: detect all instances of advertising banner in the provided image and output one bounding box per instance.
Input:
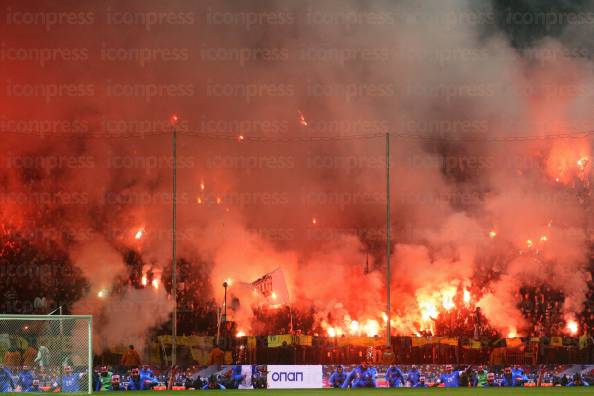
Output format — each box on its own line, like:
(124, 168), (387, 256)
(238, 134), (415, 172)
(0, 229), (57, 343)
(267, 365), (323, 389)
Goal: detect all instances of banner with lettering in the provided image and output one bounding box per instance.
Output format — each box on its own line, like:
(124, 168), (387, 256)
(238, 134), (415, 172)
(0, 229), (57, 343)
(267, 365), (323, 389)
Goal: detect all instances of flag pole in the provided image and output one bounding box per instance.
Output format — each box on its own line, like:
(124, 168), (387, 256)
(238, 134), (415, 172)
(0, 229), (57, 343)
(171, 115), (178, 368)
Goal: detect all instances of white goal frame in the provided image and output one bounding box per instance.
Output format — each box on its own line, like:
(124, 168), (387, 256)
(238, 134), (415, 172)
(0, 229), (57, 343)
(0, 314), (93, 394)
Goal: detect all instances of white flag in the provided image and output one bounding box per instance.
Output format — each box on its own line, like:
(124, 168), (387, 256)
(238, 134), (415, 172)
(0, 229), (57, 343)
(251, 267), (290, 305)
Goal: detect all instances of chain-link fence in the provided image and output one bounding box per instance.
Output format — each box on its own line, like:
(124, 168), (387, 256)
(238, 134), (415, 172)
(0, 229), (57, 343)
(0, 314), (92, 393)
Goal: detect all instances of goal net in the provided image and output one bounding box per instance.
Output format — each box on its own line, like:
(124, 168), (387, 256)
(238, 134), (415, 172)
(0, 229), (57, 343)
(0, 314), (92, 393)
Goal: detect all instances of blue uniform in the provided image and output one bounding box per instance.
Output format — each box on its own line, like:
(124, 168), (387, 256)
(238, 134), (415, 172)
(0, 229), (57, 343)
(439, 371), (460, 387)
(329, 370), (347, 388)
(386, 366), (405, 388)
(343, 366), (376, 388)
(18, 370), (34, 391)
(127, 377), (151, 391)
(231, 365), (243, 386)
(0, 367), (15, 392)
(59, 373), (81, 392)
(407, 368), (420, 386)
(502, 373), (525, 387)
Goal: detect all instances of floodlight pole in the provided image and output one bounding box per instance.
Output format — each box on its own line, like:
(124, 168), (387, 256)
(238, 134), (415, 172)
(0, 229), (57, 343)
(171, 121), (178, 367)
(385, 132), (391, 348)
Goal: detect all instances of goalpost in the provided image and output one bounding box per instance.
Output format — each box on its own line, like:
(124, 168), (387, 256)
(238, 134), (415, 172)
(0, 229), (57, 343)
(0, 314), (93, 394)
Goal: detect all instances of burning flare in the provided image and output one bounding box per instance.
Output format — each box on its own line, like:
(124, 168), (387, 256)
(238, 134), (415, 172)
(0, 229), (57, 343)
(566, 320), (578, 335)
(298, 110), (308, 126)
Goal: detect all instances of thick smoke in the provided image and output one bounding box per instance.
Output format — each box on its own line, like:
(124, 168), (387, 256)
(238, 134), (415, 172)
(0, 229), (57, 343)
(0, 0), (592, 342)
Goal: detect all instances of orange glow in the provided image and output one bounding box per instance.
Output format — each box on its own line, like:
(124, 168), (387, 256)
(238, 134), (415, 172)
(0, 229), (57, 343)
(271, 291), (277, 300)
(238, 134), (244, 141)
(349, 320), (360, 334)
(463, 289), (471, 304)
(151, 278), (160, 290)
(362, 319), (379, 337)
(200, 180), (205, 191)
(540, 235), (548, 242)
(216, 197), (222, 205)
(526, 239), (533, 248)
(507, 328), (517, 338)
(169, 114), (179, 125)
(134, 229), (143, 240)
(546, 141), (591, 184)
(566, 320), (578, 335)
(488, 230), (496, 239)
(141, 275), (148, 287)
(327, 327), (336, 337)
(224, 278), (233, 286)
(441, 287), (457, 311)
(312, 217), (317, 225)
(236, 330), (246, 338)
(197, 197), (203, 204)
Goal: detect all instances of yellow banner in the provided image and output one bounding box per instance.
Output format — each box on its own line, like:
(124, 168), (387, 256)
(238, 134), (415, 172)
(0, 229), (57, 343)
(267, 334), (293, 348)
(550, 337), (563, 347)
(439, 338), (459, 346)
(295, 335), (312, 346)
(247, 336), (257, 349)
(412, 337), (429, 347)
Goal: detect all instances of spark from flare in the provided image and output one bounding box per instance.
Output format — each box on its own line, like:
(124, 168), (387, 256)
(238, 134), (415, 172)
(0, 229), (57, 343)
(312, 217), (317, 225)
(526, 239), (533, 248)
(134, 229), (143, 240)
(298, 110), (308, 126)
(97, 289), (107, 298)
(238, 134), (244, 141)
(197, 196), (203, 205)
(236, 330), (246, 338)
(577, 156), (589, 171)
(200, 180), (205, 191)
(151, 278), (160, 290)
(488, 230), (497, 239)
(141, 275), (148, 286)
